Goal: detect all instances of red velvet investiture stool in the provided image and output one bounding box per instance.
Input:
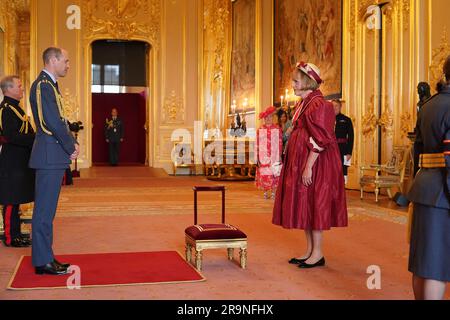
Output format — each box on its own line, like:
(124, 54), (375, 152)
(184, 186), (248, 270)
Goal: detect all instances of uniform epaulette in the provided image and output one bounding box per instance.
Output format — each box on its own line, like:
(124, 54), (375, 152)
(0, 102), (34, 134)
(35, 78), (66, 136)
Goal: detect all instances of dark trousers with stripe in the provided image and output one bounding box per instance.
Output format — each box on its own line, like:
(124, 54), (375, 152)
(31, 169), (65, 267)
(108, 141), (120, 165)
(2, 204), (21, 245)
(338, 143), (349, 176)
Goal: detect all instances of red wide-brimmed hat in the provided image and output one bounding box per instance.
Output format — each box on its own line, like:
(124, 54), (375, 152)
(259, 106), (277, 119)
(296, 61), (323, 85)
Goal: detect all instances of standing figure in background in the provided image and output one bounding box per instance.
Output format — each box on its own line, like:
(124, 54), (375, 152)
(0, 75), (35, 247)
(407, 56), (450, 300)
(333, 99), (354, 185)
(256, 106), (282, 200)
(105, 108), (124, 166)
(277, 109), (293, 158)
(413, 82), (432, 176)
(416, 82), (431, 113)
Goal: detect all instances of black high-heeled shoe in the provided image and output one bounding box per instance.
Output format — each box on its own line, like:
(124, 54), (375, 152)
(298, 257), (325, 268)
(288, 255), (311, 264)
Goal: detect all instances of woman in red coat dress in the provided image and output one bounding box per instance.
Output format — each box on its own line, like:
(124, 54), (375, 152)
(272, 62), (348, 268)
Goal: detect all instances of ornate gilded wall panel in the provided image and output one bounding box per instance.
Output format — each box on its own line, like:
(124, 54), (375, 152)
(82, 0), (160, 48)
(0, 1), (30, 107)
(162, 90), (185, 124)
(429, 28), (450, 93)
(344, 0), (420, 189)
(201, 0), (231, 135)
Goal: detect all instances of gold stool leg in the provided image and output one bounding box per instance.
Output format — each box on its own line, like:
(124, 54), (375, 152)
(227, 248), (234, 261)
(185, 243), (192, 263)
(195, 250), (203, 270)
(239, 248), (247, 269)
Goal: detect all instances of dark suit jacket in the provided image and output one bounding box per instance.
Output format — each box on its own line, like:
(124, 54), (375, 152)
(335, 113), (354, 156)
(407, 86), (450, 209)
(29, 71), (76, 170)
(105, 117), (124, 142)
(0, 96), (35, 204)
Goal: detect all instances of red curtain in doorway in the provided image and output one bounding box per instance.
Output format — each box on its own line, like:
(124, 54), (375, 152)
(92, 93), (146, 164)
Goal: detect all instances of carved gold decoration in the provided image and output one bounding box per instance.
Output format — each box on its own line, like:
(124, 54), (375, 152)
(163, 90), (185, 124)
(358, 0), (392, 20)
(401, 0), (410, 30)
(202, 0), (232, 131)
(349, 0), (356, 48)
(400, 112), (412, 137)
(0, 0), (30, 108)
(362, 94), (393, 138)
(82, 0), (160, 47)
(362, 112), (378, 137)
(378, 108), (394, 138)
(429, 28), (450, 93)
(62, 88), (79, 122)
(358, 0), (400, 28)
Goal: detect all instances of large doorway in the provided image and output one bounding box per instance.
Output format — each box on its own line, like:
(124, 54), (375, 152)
(91, 40), (149, 166)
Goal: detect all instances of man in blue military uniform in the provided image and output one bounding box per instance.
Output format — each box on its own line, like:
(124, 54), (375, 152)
(0, 75), (35, 247)
(105, 108), (124, 166)
(29, 47), (79, 275)
(407, 55), (450, 300)
(332, 99), (354, 185)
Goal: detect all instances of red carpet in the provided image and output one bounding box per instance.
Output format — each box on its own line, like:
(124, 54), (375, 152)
(8, 251), (204, 290)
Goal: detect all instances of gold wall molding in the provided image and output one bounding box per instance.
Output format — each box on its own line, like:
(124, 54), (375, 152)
(0, 0), (30, 111)
(362, 112), (378, 138)
(163, 90), (185, 124)
(357, 0), (409, 30)
(378, 108), (394, 138)
(349, 0), (356, 48)
(0, 1), (19, 74)
(400, 111), (412, 137)
(429, 27), (450, 92)
(201, 0), (231, 132)
(82, 0), (161, 48)
(62, 88), (79, 122)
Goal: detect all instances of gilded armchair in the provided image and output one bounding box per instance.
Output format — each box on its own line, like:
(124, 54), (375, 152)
(359, 146), (409, 202)
(172, 142), (196, 175)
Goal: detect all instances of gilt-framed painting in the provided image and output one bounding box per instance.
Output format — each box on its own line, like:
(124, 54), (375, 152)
(274, 0), (343, 103)
(230, 0), (256, 114)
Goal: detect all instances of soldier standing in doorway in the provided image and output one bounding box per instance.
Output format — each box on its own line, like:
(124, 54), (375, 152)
(105, 108), (124, 166)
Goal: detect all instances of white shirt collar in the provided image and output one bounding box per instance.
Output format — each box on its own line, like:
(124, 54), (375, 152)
(43, 69), (57, 84)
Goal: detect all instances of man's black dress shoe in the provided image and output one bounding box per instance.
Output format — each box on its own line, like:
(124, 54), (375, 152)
(18, 237), (32, 246)
(54, 259), (70, 269)
(4, 238), (30, 248)
(35, 262), (68, 275)
(288, 256), (310, 264)
(298, 257), (326, 269)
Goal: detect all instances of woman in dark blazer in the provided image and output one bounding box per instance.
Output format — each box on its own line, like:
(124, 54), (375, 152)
(408, 56), (450, 300)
